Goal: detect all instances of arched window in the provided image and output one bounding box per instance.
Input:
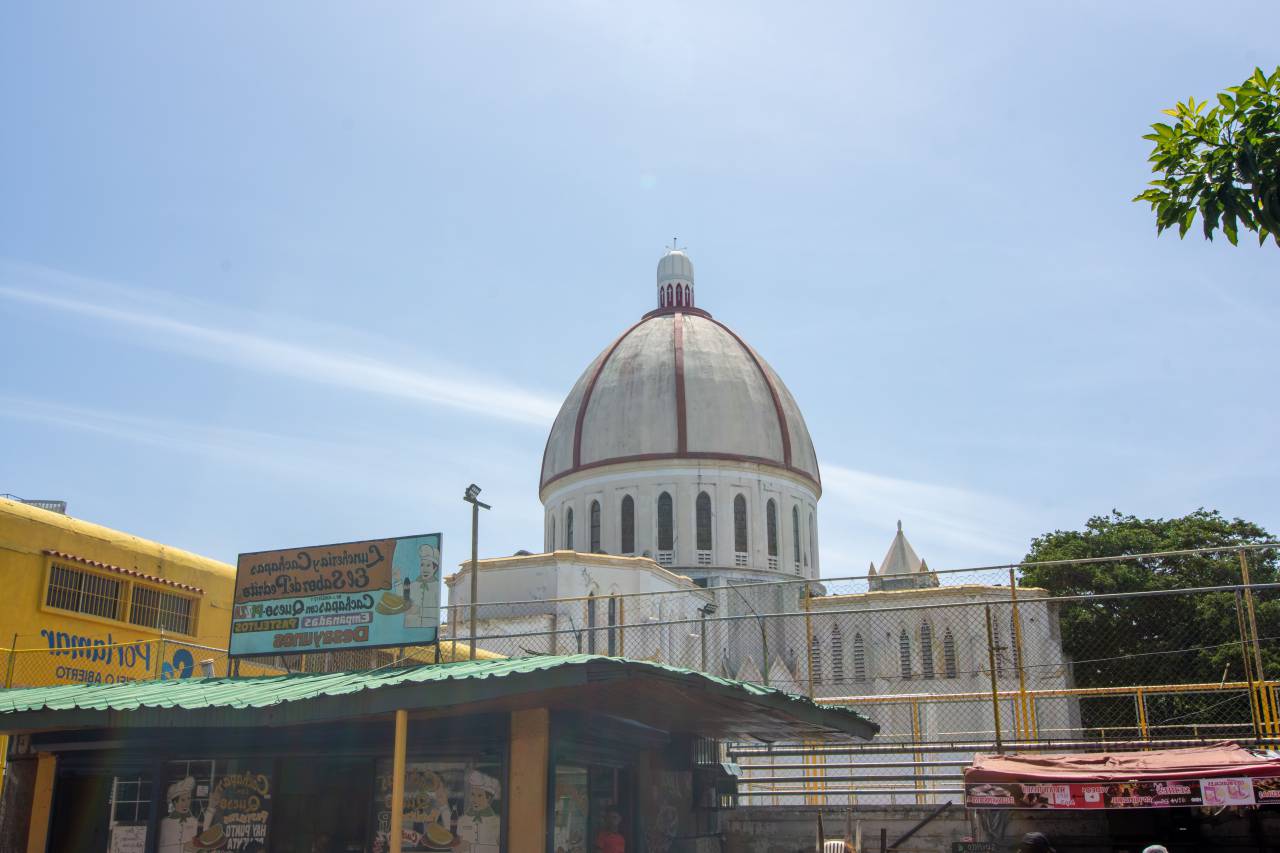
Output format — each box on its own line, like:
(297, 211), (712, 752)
(809, 635), (823, 685)
(943, 629), (958, 679)
(566, 508), (575, 551)
(1011, 613), (1023, 672)
(659, 289), (666, 307)
(831, 625), (845, 684)
(733, 495), (748, 554)
(899, 629), (912, 679)
(696, 492), (712, 551)
(766, 499), (778, 557)
(792, 506), (801, 570)
(608, 595), (618, 655)
(809, 512), (816, 572)
(686, 284), (692, 306)
(587, 593), (597, 654)
(852, 633), (866, 682)
(620, 495), (635, 555)
(993, 622), (1005, 676)
(589, 500), (602, 553)
(549, 513), (556, 550)
(920, 621), (935, 680)
(657, 492), (674, 551)
(676, 286), (684, 307)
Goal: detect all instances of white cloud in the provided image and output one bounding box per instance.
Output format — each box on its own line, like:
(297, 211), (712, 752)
(820, 463), (1045, 571)
(0, 260), (561, 426)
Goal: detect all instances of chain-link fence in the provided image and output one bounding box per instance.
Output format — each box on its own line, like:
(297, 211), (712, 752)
(4, 544), (1277, 805)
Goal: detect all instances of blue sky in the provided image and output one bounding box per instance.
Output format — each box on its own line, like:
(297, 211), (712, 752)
(2, 2), (1277, 577)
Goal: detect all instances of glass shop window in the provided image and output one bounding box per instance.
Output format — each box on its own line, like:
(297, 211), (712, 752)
(158, 758), (274, 853)
(554, 764), (631, 853)
(372, 758), (504, 853)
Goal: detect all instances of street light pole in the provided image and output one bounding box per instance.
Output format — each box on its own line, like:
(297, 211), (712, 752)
(463, 484), (491, 661)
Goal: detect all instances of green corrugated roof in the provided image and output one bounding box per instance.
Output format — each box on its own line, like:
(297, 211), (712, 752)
(0, 654), (877, 742)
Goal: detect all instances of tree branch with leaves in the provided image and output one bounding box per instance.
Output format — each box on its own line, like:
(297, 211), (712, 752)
(1135, 66), (1280, 247)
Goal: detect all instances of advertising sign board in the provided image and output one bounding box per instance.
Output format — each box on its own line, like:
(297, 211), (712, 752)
(229, 533), (441, 657)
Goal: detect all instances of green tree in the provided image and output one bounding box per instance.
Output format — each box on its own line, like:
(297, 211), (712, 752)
(1134, 66), (1280, 246)
(1020, 510), (1278, 688)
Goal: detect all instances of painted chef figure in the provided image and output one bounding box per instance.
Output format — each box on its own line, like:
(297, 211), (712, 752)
(157, 775), (218, 853)
(456, 771), (501, 853)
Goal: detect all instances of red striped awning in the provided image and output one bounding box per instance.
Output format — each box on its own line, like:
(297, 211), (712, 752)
(44, 550), (205, 594)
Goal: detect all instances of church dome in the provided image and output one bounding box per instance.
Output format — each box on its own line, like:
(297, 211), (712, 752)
(540, 251), (820, 496)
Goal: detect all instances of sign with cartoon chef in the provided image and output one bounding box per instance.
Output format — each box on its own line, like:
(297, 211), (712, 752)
(456, 771), (501, 853)
(229, 533), (442, 656)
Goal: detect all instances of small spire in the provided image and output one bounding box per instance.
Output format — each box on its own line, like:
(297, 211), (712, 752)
(897, 519), (902, 532)
(868, 560), (876, 577)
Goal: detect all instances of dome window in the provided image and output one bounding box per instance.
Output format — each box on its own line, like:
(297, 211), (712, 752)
(657, 492), (674, 566)
(620, 495), (635, 555)
(766, 499), (779, 571)
(589, 500), (602, 553)
(792, 506), (802, 572)
(733, 495), (749, 567)
(566, 508), (575, 551)
(695, 492), (713, 565)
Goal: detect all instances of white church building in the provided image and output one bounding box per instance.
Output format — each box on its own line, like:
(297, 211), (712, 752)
(445, 247), (1077, 763)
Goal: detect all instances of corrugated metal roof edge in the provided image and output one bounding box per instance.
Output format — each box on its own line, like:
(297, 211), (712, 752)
(0, 654), (877, 740)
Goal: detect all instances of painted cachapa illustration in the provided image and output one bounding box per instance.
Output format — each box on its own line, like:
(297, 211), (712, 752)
(229, 533), (442, 656)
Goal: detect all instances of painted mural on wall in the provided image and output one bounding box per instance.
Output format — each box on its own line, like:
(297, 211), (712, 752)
(30, 628), (202, 686)
(230, 533), (441, 656)
(372, 760), (501, 853)
(156, 761), (272, 853)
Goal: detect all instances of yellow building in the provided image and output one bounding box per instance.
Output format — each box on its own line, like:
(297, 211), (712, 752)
(0, 497), (239, 690)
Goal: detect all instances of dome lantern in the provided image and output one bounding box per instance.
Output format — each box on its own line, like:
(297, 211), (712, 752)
(656, 244), (694, 309)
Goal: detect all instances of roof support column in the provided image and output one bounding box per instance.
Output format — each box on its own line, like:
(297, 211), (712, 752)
(509, 708), (550, 853)
(26, 752), (55, 853)
(390, 709), (408, 853)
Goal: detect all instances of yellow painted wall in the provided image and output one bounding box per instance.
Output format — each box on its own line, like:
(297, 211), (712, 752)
(0, 498), (238, 688)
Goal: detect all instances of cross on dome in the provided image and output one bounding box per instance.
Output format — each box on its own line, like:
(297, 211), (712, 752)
(656, 244), (695, 309)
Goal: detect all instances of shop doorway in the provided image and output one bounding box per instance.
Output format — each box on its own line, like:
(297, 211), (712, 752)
(272, 756), (374, 853)
(553, 764), (632, 853)
(46, 771), (113, 851)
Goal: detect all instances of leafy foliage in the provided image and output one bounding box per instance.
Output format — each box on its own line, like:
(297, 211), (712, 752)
(1019, 510), (1279, 692)
(1134, 66), (1280, 246)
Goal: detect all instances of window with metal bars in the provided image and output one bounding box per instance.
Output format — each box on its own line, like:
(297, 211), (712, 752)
(899, 629), (912, 679)
(733, 494), (748, 555)
(766, 499), (778, 557)
(853, 632), (866, 682)
(696, 492), (712, 551)
(590, 500), (602, 553)
(129, 585), (195, 635)
(920, 621), (935, 680)
(831, 625), (845, 684)
(943, 628), (958, 678)
(620, 495), (635, 554)
(45, 562), (122, 620)
(657, 492), (674, 551)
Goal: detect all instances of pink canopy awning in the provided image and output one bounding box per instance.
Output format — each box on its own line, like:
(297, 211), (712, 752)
(964, 742), (1280, 810)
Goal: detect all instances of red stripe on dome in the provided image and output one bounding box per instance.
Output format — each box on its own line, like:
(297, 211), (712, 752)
(673, 312), (687, 454)
(704, 316), (794, 470)
(539, 452), (822, 494)
(572, 318), (648, 470)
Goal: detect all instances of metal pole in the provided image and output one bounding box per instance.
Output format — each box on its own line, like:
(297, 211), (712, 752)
(760, 614), (770, 687)
(390, 708), (408, 853)
(5, 633), (16, 688)
(984, 605), (1004, 752)
(1234, 589), (1263, 741)
(1239, 549), (1276, 737)
(699, 610), (708, 672)
(1008, 568), (1031, 741)
(804, 585), (815, 698)
(469, 499), (479, 661)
